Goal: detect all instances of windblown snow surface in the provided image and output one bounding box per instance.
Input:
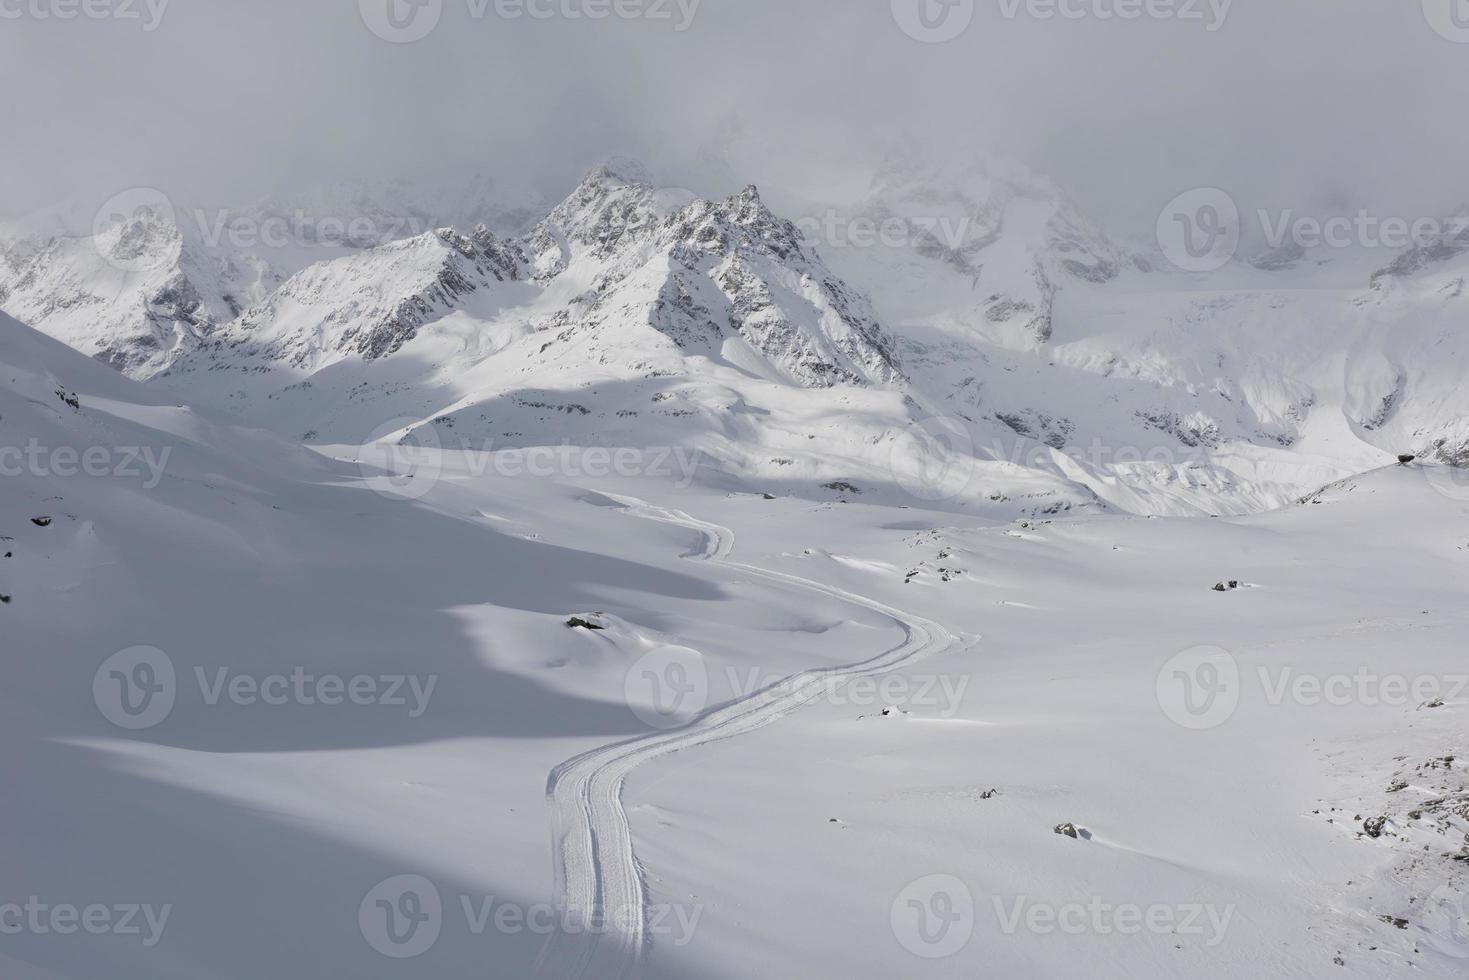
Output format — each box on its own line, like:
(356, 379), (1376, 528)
(2, 307), (1467, 979)
(3, 157), (1469, 979)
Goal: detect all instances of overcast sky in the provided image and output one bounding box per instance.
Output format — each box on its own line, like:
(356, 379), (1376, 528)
(3, 0), (1467, 236)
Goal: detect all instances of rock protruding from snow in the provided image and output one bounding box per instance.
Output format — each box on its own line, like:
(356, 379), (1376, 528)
(523, 163), (673, 281)
(502, 173), (903, 389)
(645, 185), (902, 387)
(169, 226), (524, 372)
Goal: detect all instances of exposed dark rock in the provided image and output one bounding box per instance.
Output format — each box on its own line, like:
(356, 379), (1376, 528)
(1251, 241), (1307, 271)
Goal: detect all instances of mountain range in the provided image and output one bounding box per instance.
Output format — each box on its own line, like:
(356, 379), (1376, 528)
(5, 156), (1469, 517)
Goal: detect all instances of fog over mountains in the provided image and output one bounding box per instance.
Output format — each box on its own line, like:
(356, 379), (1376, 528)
(5, 5), (1469, 979)
(6, 153), (1469, 517)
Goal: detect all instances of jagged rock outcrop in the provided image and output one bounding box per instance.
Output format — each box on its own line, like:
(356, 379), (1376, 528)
(171, 226), (524, 371)
(550, 182), (902, 387)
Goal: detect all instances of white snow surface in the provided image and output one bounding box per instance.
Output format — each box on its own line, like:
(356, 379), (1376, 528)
(2, 305), (1467, 979)
(10, 158), (1469, 517)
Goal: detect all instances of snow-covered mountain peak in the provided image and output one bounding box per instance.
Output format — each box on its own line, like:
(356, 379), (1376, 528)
(586, 156), (656, 188)
(94, 199), (182, 272)
(523, 163), (676, 280)
(169, 223), (526, 373)
(662, 184), (806, 263)
(864, 153), (1125, 281)
(10, 159), (1469, 518)
(1369, 213), (1469, 288)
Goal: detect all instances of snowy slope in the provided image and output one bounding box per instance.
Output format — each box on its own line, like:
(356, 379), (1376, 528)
(623, 466), (1469, 980)
(8, 159), (1469, 518)
(0, 175), (543, 379)
(4, 306), (1466, 979)
(145, 166), (1102, 520)
(811, 159), (1469, 514)
(0, 199), (278, 376)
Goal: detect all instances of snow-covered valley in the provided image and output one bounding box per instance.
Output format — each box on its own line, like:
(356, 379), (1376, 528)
(8, 0), (1469, 974)
(2, 295), (1466, 977)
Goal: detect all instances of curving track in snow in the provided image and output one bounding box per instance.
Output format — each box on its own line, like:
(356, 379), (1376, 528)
(534, 494), (963, 979)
